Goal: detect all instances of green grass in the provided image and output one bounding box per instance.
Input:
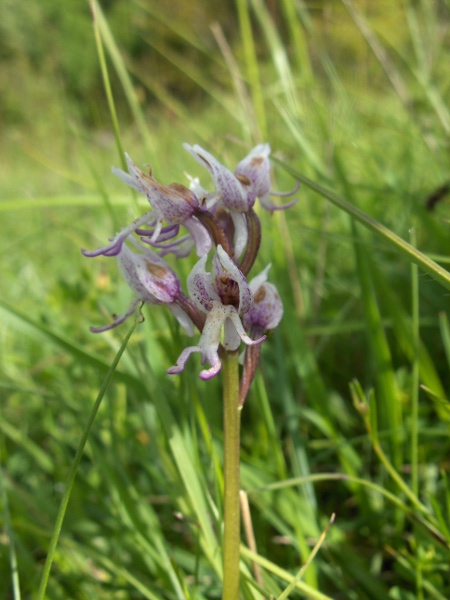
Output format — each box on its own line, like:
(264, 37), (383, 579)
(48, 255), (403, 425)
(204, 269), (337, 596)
(1, 0), (450, 598)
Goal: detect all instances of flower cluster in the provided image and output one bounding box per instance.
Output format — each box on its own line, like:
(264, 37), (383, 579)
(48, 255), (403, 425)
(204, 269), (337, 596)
(82, 143), (297, 397)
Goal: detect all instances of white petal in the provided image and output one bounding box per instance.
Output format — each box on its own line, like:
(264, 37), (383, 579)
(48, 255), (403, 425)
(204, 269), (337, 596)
(187, 254), (219, 312)
(168, 304), (195, 336)
(249, 264), (271, 294)
(229, 211), (248, 260)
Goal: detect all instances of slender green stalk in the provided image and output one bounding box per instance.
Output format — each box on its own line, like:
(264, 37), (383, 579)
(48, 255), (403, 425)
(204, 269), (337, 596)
(89, 0), (126, 171)
(410, 229), (420, 497)
(410, 228), (423, 600)
(222, 350), (242, 600)
(236, 0), (267, 140)
(36, 321), (137, 600)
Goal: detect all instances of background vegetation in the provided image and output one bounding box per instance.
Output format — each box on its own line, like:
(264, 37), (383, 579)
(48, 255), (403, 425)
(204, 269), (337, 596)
(1, 0), (450, 598)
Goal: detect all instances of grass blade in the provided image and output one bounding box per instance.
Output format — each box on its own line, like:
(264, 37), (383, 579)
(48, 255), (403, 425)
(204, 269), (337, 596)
(0, 298), (143, 391)
(352, 221), (402, 467)
(275, 160), (450, 292)
(35, 319), (138, 600)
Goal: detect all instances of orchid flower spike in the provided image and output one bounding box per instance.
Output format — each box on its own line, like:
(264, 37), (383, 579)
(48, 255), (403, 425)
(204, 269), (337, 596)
(167, 246), (266, 380)
(83, 142), (296, 389)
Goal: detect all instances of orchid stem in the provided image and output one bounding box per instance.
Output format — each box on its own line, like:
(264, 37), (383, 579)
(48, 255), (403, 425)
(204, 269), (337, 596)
(222, 349), (242, 600)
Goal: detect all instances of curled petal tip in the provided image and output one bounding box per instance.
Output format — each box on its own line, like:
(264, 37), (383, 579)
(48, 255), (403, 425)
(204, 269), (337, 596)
(90, 324), (115, 334)
(167, 366), (182, 375)
(248, 334), (266, 346)
(81, 245), (118, 258)
(261, 180), (300, 212)
(270, 180), (300, 198)
(199, 363), (222, 380)
(260, 195), (298, 213)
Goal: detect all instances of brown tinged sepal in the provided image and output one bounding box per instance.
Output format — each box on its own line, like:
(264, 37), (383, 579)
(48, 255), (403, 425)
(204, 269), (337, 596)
(238, 208), (261, 277)
(194, 208), (231, 255)
(174, 292), (206, 333)
(240, 334), (263, 405)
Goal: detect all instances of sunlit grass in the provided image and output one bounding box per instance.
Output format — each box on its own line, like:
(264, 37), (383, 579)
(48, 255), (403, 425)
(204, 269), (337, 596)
(1, 0), (450, 599)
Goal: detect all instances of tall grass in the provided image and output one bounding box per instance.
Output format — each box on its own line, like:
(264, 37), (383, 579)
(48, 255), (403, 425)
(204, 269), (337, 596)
(1, 0), (450, 598)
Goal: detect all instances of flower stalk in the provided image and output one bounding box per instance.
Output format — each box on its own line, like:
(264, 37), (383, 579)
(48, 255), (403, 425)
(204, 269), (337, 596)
(82, 142), (298, 597)
(222, 349), (242, 600)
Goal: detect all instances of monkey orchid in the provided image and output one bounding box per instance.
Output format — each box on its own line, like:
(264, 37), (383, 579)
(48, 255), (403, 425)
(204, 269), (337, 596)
(83, 153), (211, 260)
(243, 264), (284, 333)
(167, 246), (266, 380)
(183, 144), (298, 259)
(89, 241), (194, 336)
(235, 143), (299, 213)
(82, 143), (298, 600)
(183, 144), (256, 259)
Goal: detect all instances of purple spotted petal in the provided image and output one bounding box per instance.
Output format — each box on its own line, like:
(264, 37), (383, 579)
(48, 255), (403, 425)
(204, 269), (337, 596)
(235, 144), (271, 198)
(117, 244), (180, 304)
(167, 302), (264, 380)
(226, 307), (266, 347)
(112, 153), (199, 224)
(167, 301), (226, 379)
(243, 281), (283, 330)
(187, 254), (219, 312)
(183, 143), (255, 212)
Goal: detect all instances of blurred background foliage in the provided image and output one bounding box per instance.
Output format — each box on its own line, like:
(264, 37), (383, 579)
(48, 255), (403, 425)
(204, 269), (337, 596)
(1, 0), (438, 131)
(1, 0), (450, 598)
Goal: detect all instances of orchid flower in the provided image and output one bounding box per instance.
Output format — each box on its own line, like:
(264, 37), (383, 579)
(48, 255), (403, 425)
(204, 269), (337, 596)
(183, 144), (255, 259)
(90, 241), (194, 335)
(167, 246), (266, 380)
(243, 264), (284, 332)
(83, 143), (296, 388)
(239, 265), (284, 403)
(183, 144), (298, 259)
(235, 144), (299, 213)
(81, 153), (215, 262)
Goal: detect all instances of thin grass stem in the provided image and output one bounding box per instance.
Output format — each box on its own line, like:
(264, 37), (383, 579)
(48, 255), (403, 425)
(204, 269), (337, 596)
(35, 320), (138, 600)
(410, 228), (420, 497)
(89, 0), (126, 171)
(275, 161), (450, 293)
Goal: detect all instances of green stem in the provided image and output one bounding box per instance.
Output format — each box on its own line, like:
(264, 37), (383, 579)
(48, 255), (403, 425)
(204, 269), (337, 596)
(222, 350), (242, 600)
